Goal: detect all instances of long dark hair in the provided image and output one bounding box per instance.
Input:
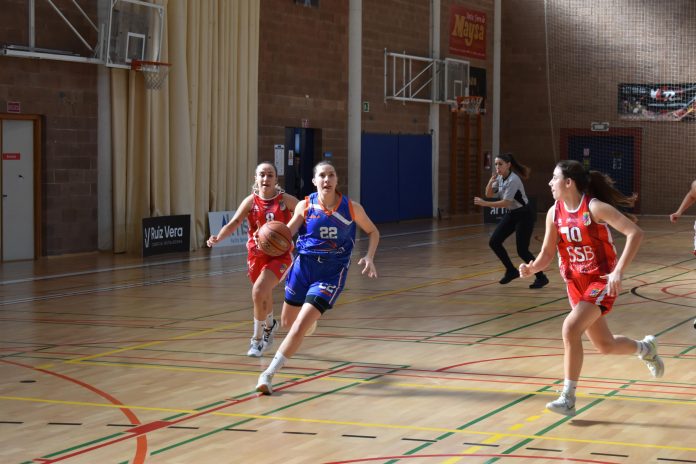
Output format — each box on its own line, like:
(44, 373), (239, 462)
(497, 152), (531, 180)
(556, 160), (637, 218)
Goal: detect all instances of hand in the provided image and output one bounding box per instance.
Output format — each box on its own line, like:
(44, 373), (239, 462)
(519, 261), (534, 278)
(600, 270), (622, 297)
(358, 256), (378, 278)
(473, 196), (485, 206)
(669, 212), (681, 223)
(207, 235), (218, 247)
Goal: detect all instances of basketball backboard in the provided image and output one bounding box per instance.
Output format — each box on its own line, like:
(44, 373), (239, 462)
(106, 0), (164, 69)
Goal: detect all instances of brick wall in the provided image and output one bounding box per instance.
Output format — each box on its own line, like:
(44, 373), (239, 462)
(1, 1), (98, 255)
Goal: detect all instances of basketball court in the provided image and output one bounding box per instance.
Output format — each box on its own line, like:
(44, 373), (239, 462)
(1, 216), (695, 463)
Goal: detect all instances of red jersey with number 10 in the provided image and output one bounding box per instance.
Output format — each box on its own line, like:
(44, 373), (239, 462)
(554, 195), (617, 281)
(247, 193), (293, 252)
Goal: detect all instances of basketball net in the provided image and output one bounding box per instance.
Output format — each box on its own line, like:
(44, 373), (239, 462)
(451, 96), (484, 114)
(132, 60), (171, 90)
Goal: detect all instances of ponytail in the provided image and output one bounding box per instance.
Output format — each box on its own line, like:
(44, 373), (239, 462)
(497, 152), (531, 180)
(556, 160), (637, 220)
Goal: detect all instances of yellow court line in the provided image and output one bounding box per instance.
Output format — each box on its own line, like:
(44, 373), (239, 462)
(2, 395), (695, 453)
(65, 270), (495, 365)
(53, 360), (696, 409)
(66, 321), (249, 363)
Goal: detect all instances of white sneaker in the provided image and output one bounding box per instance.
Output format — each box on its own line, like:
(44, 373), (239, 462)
(256, 372), (274, 395)
(639, 335), (665, 378)
(546, 394), (576, 416)
(246, 338), (266, 357)
(263, 319), (279, 348)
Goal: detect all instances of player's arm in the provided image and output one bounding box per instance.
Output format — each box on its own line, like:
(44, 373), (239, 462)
(519, 206), (557, 277)
(591, 200), (644, 296)
(670, 180), (696, 223)
(207, 195), (254, 247)
(286, 199), (307, 236)
(282, 193), (300, 218)
(474, 197), (515, 209)
(351, 201), (379, 278)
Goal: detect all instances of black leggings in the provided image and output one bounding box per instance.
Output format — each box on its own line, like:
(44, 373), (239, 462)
(489, 207), (543, 276)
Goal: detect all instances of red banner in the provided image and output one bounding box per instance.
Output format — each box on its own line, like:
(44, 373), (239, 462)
(449, 6), (487, 60)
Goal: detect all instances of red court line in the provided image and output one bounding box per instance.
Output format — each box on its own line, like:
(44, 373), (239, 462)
(323, 453), (620, 464)
(27, 364), (355, 463)
(1, 359), (147, 464)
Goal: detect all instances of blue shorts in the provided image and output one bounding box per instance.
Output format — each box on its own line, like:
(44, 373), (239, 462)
(284, 254), (350, 312)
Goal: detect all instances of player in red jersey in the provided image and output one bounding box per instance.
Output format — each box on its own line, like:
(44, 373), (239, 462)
(207, 162), (299, 357)
(519, 160), (664, 416)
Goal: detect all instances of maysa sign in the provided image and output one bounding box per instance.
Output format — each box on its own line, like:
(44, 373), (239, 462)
(142, 214), (190, 257)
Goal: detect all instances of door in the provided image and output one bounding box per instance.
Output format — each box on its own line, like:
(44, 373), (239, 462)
(561, 128), (641, 211)
(1, 116), (41, 260)
(361, 133), (432, 223)
(284, 127), (322, 198)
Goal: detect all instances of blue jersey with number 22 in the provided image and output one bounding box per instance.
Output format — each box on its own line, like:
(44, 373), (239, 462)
(296, 192), (356, 264)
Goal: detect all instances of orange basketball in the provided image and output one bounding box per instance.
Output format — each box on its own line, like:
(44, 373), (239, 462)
(257, 221), (292, 257)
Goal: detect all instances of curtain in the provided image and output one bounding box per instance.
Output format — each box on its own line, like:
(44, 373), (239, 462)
(111, 0), (259, 254)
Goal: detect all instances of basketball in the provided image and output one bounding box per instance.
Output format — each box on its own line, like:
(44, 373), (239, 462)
(257, 221), (292, 257)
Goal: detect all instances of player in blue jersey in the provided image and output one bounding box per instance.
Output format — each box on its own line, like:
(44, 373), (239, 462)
(256, 161), (380, 395)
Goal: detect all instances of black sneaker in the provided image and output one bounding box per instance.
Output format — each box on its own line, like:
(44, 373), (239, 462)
(529, 274), (549, 289)
(499, 270), (520, 284)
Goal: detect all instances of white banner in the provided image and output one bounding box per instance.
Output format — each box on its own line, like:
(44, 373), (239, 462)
(207, 211), (248, 247)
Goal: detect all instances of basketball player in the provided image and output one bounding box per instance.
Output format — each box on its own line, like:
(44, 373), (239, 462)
(207, 162), (299, 357)
(668, 179), (696, 255)
(519, 160), (664, 416)
(474, 153), (549, 288)
(255, 160), (379, 395)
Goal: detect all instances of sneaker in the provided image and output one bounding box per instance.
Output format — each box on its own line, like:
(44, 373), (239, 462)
(529, 274), (549, 289)
(256, 372), (274, 395)
(499, 269), (520, 284)
(246, 338), (266, 357)
(263, 319), (279, 348)
(639, 335), (665, 378)
(545, 394), (576, 416)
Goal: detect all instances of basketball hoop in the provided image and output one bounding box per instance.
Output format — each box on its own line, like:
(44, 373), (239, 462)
(131, 60), (171, 90)
(451, 96), (484, 115)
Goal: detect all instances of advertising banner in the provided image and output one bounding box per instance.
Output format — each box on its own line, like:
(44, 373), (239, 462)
(618, 83), (696, 121)
(207, 211), (248, 248)
(142, 215), (190, 257)
(449, 6), (487, 59)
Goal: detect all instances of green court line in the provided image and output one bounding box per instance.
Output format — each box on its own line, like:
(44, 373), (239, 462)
(150, 365), (407, 456)
(39, 432), (124, 459)
(485, 381), (636, 464)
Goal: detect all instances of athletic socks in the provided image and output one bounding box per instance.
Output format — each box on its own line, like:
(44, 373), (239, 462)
(265, 313), (275, 330)
(635, 339), (650, 357)
(265, 351), (287, 376)
(562, 379), (578, 402)
(253, 319), (264, 339)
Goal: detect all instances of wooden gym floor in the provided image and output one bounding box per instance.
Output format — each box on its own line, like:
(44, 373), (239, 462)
(1, 215), (695, 464)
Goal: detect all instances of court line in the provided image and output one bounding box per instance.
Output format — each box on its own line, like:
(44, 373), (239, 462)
(64, 321), (248, 363)
(3, 395), (694, 453)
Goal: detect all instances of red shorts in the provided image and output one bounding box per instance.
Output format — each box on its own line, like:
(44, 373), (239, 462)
(247, 250), (292, 284)
(565, 274), (616, 314)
